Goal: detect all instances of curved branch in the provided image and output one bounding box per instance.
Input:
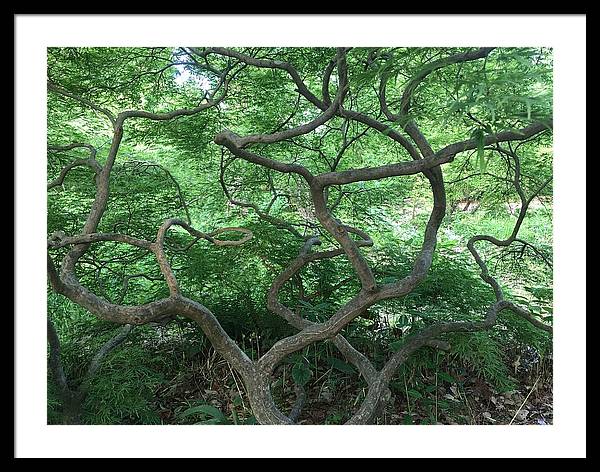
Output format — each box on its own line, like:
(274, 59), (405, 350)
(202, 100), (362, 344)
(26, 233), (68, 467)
(321, 58), (336, 106)
(345, 297), (551, 425)
(47, 158), (102, 190)
(204, 47), (423, 161)
(215, 130), (316, 183)
(47, 317), (70, 398)
(219, 159), (305, 239)
(124, 160), (192, 224)
(226, 80), (346, 148)
(48, 81), (117, 125)
(310, 186), (377, 291)
(213, 50), (350, 188)
(48, 231), (153, 251)
(309, 122), (549, 189)
(48, 143), (102, 190)
(190, 47), (324, 109)
(48, 143), (98, 156)
(466, 145), (553, 301)
(437, 120), (552, 161)
(159, 218), (253, 247)
(314, 151), (454, 187)
(80, 324), (134, 394)
(266, 236), (378, 383)
(50, 261), (254, 378)
(380, 47), (495, 121)
(117, 61), (236, 122)
(118, 97), (221, 122)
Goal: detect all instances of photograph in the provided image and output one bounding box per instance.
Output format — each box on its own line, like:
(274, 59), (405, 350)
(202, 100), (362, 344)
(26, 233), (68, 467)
(45, 44), (555, 426)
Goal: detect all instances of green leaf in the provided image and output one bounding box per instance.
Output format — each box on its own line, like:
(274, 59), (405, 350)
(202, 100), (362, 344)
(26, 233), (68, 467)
(407, 389), (423, 400)
(327, 357), (356, 375)
(480, 153), (489, 173)
(181, 404), (226, 421)
(313, 302), (331, 312)
(196, 418), (226, 425)
(243, 415), (258, 425)
(232, 394), (243, 407)
(437, 371), (457, 384)
(292, 362), (313, 386)
(471, 128), (486, 173)
(448, 100), (463, 114)
(297, 300), (314, 309)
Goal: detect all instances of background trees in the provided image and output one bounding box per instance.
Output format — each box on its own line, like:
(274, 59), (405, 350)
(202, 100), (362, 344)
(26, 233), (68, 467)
(47, 46), (553, 425)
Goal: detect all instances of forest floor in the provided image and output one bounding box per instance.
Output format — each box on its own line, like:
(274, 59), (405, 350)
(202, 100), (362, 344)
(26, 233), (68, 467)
(381, 361), (552, 426)
(152, 344), (553, 426)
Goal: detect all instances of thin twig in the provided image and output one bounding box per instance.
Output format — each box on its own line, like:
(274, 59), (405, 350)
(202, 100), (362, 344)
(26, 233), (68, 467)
(509, 375), (541, 425)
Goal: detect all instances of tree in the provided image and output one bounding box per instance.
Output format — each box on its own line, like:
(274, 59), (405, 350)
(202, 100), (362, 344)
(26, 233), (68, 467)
(47, 46), (552, 424)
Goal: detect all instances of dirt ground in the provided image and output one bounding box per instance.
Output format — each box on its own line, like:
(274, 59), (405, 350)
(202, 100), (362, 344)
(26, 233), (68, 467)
(153, 345), (552, 425)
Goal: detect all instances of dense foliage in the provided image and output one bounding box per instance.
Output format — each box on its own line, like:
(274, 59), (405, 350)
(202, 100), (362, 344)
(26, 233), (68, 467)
(47, 47), (553, 425)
